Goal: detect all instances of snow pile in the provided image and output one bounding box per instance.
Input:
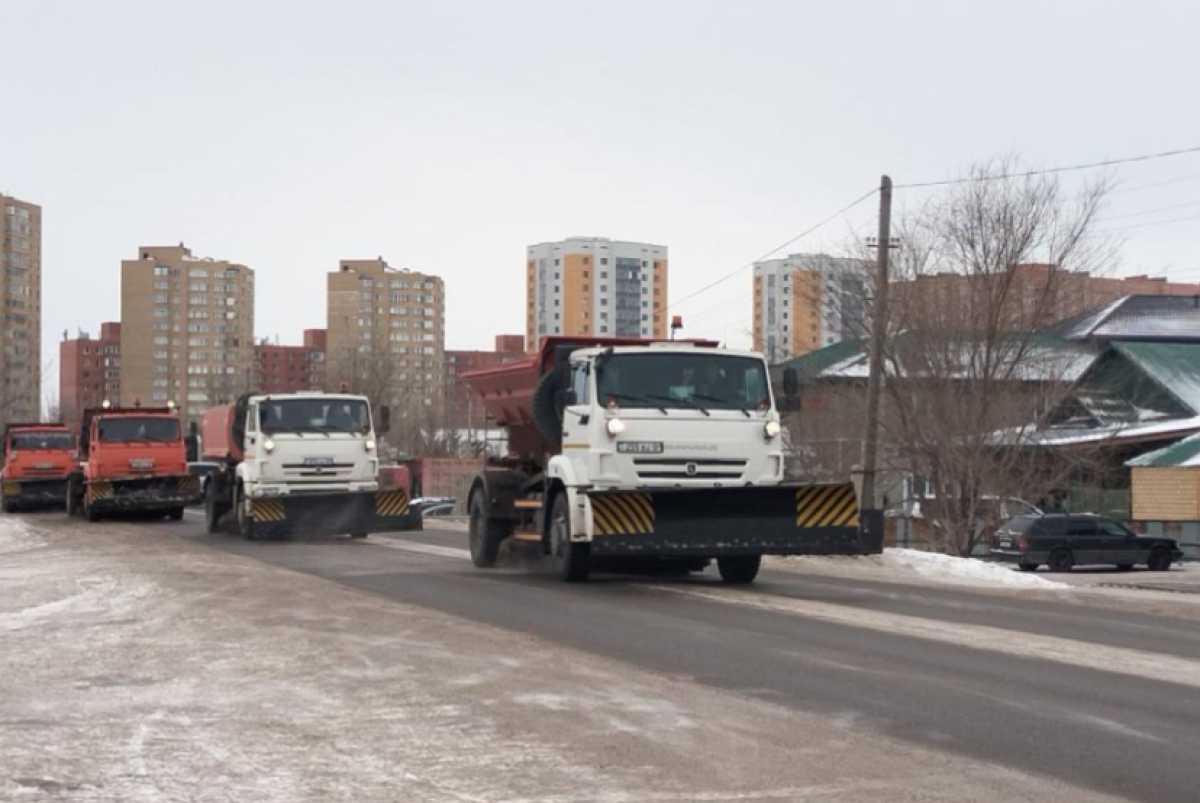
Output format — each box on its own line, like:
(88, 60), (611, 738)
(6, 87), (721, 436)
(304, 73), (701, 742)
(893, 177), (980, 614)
(881, 548), (1069, 590)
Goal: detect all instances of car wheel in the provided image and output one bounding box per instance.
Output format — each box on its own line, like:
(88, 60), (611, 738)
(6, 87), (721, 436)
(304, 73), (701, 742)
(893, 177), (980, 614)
(550, 492), (590, 582)
(1048, 549), (1074, 573)
(167, 507), (184, 521)
(1018, 562), (1039, 572)
(1116, 563), (1133, 571)
(1147, 548), (1172, 572)
(349, 531), (368, 539)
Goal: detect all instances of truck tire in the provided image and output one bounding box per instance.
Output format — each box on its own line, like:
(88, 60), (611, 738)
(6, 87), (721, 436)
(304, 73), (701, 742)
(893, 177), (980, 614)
(717, 555), (761, 584)
(235, 484), (256, 540)
(66, 476), (83, 517)
(205, 479), (229, 534)
(550, 492), (590, 582)
(83, 487), (101, 522)
(1, 494), (15, 514)
(532, 359), (570, 446)
(468, 492), (507, 568)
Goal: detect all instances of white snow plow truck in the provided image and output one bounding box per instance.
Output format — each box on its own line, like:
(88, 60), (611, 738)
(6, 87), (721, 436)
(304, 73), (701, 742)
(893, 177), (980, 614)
(463, 336), (883, 583)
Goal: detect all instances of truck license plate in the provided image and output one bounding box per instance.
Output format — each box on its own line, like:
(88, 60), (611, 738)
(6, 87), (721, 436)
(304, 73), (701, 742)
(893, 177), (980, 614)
(617, 441), (664, 454)
(130, 458), (155, 470)
(303, 457), (335, 466)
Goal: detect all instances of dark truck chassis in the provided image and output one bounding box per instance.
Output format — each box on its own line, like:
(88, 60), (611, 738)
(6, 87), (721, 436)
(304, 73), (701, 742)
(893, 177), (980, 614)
(2, 478), (69, 511)
(68, 474), (202, 518)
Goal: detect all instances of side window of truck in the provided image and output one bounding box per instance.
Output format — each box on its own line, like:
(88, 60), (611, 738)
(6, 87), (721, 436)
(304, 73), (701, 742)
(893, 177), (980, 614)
(572, 363), (590, 405)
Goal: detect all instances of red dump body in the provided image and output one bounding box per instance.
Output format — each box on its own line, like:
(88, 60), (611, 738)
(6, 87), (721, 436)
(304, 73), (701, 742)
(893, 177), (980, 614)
(200, 403), (242, 463)
(462, 336), (718, 456)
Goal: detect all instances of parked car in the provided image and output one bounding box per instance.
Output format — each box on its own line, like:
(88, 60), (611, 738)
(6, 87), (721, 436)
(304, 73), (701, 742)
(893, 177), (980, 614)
(990, 513), (1183, 572)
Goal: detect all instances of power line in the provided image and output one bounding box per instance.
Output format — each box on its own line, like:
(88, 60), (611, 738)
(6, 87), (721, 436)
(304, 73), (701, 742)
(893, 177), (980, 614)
(1099, 211), (1200, 233)
(669, 186), (878, 311)
(1115, 172), (1200, 194)
(894, 144), (1200, 190)
(1098, 199), (1200, 222)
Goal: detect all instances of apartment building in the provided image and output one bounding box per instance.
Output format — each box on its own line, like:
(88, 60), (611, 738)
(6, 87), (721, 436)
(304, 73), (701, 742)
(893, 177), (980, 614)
(326, 258), (445, 413)
(753, 253), (868, 364)
(256, 329), (327, 393)
(1, 194), (42, 425)
(59, 322), (121, 428)
(120, 244), (255, 421)
(526, 237), (668, 348)
(443, 334), (525, 428)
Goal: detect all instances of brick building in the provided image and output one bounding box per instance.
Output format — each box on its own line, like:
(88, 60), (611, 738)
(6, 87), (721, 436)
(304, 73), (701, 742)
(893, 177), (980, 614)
(443, 334), (526, 428)
(255, 329), (327, 394)
(59, 322), (121, 428)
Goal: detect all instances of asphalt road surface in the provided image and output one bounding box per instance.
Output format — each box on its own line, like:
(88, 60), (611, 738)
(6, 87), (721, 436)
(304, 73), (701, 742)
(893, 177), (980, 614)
(181, 513), (1200, 803)
(6, 510), (1200, 802)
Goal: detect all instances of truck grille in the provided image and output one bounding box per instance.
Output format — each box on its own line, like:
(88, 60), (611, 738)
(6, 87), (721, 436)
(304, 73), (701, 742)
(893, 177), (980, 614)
(281, 462), (355, 479)
(632, 457), (747, 481)
(23, 466), (65, 477)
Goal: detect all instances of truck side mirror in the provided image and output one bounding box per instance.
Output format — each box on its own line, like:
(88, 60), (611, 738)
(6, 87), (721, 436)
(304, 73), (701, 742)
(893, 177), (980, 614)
(783, 367), (799, 398)
(378, 405), (391, 435)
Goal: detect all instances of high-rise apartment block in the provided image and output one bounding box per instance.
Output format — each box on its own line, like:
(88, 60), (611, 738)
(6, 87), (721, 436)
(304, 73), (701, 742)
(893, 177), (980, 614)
(256, 329), (327, 394)
(326, 258), (445, 411)
(753, 253), (868, 364)
(526, 237), (668, 348)
(1, 194), (42, 425)
(59, 322), (121, 428)
(120, 244), (255, 421)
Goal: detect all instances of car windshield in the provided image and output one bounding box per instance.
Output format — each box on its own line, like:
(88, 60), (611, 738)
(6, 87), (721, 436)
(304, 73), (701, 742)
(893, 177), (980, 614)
(259, 398), (370, 434)
(98, 417), (180, 443)
(595, 353), (770, 412)
(10, 432), (74, 450)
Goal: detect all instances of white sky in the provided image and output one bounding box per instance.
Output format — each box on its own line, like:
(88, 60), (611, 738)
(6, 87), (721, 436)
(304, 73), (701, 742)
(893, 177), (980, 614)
(3, 0), (1200, 407)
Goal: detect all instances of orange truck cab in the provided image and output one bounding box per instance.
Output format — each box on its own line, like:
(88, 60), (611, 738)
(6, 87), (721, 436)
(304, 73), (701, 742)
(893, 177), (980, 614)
(1, 423), (76, 512)
(66, 406), (202, 521)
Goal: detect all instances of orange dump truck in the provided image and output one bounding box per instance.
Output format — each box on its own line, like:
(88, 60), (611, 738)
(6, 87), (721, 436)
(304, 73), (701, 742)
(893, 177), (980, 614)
(1, 423), (76, 512)
(66, 406), (201, 521)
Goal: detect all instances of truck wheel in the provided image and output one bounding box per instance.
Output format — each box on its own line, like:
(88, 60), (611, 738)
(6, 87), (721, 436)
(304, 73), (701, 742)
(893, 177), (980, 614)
(1, 493), (14, 514)
(468, 492), (507, 568)
(717, 555), (761, 584)
(66, 477), (82, 517)
(235, 484), (256, 540)
(550, 492), (590, 582)
(83, 489), (101, 522)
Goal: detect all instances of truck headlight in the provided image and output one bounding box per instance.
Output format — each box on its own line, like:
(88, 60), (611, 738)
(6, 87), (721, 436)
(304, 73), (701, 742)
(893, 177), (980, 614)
(263, 438), (276, 453)
(365, 439), (376, 452)
(764, 420), (781, 439)
(606, 418), (626, 437)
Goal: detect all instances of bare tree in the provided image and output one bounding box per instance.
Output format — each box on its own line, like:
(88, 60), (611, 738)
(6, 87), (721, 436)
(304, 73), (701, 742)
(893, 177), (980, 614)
(871, 158), (1116, 555)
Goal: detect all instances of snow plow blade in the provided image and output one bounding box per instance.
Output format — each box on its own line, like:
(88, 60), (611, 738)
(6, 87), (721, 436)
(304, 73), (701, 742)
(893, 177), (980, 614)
(247, 488), (423, 537)
(587, 482), (882, 558)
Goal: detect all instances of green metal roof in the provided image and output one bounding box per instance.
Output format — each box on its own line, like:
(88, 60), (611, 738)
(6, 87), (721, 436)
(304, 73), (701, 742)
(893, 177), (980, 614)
(1111, 341), (1200, 416)
(772, 339), (863, 381)
(1126, 432), (1200, 468)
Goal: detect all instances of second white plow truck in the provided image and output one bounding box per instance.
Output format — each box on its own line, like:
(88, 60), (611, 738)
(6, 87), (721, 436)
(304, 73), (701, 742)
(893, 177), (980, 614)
(463, 337), (883, 583)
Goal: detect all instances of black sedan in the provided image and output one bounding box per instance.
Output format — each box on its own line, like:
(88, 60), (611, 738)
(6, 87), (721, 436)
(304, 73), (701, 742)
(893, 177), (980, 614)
(989, 513), (1183, 573)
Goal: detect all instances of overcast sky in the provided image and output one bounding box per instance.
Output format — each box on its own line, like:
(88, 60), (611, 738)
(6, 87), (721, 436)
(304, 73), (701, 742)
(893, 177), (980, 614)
(4, 0), (1200, 405)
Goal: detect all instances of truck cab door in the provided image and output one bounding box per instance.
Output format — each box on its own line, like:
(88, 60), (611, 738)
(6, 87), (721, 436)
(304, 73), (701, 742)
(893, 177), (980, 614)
(561, 361), (592, 444)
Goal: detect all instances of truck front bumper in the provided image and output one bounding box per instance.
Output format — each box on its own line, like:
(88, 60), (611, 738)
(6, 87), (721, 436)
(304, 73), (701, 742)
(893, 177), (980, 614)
(87, 476), (202, 513)
(3, 478), (69, 508)
(586, 483), (882, 558)
(246, 488), (421, 537)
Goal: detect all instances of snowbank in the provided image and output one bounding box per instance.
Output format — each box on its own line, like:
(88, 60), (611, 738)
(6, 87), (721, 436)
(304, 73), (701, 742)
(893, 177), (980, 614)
(880, 548), (1069, 590)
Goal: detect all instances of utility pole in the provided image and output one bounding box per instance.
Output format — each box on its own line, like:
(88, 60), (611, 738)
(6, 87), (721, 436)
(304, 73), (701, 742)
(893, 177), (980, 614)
(860, 174), (892, 512)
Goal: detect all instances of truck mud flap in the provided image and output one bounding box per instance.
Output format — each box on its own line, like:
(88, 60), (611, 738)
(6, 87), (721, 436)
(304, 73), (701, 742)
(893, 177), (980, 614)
(249, 489), (421, 537)
(87, 476), (202, 512)
(587, 483), (882, 557)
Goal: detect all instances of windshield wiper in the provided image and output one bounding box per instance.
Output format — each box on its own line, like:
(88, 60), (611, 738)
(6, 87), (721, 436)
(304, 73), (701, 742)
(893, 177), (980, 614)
(608, 392), (669, 415)
(660, 395), (710, 416)
(690, 393), (751, 417)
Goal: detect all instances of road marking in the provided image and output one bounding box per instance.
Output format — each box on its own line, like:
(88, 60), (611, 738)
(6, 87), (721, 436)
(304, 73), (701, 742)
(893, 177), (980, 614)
(370, 538), (471, 561)
(648, 584), (1200, 691)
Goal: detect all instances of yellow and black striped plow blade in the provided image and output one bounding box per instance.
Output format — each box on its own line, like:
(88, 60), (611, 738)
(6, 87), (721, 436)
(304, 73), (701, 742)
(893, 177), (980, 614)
(795, 483), (859, 528)
(251, 498), (287, 522)
(375, 489), (410, 517)
(591, 492), (655, 536)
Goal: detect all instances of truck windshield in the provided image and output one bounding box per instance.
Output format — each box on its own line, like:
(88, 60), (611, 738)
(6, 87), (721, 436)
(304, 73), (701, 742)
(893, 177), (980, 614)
(98, 417), (181, 443)
(11, 432), (74, 450)
(259, 399), (370, 435)
(596, 353), (770, 412)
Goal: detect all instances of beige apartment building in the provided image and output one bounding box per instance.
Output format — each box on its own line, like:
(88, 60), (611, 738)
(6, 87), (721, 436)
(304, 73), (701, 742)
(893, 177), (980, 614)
(752, 253), (869, 364)
(120, 244), (255, 422)
(526, 237), (669, 348)
(326, 258), (445, 415)
(1, 194), (42, 426)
